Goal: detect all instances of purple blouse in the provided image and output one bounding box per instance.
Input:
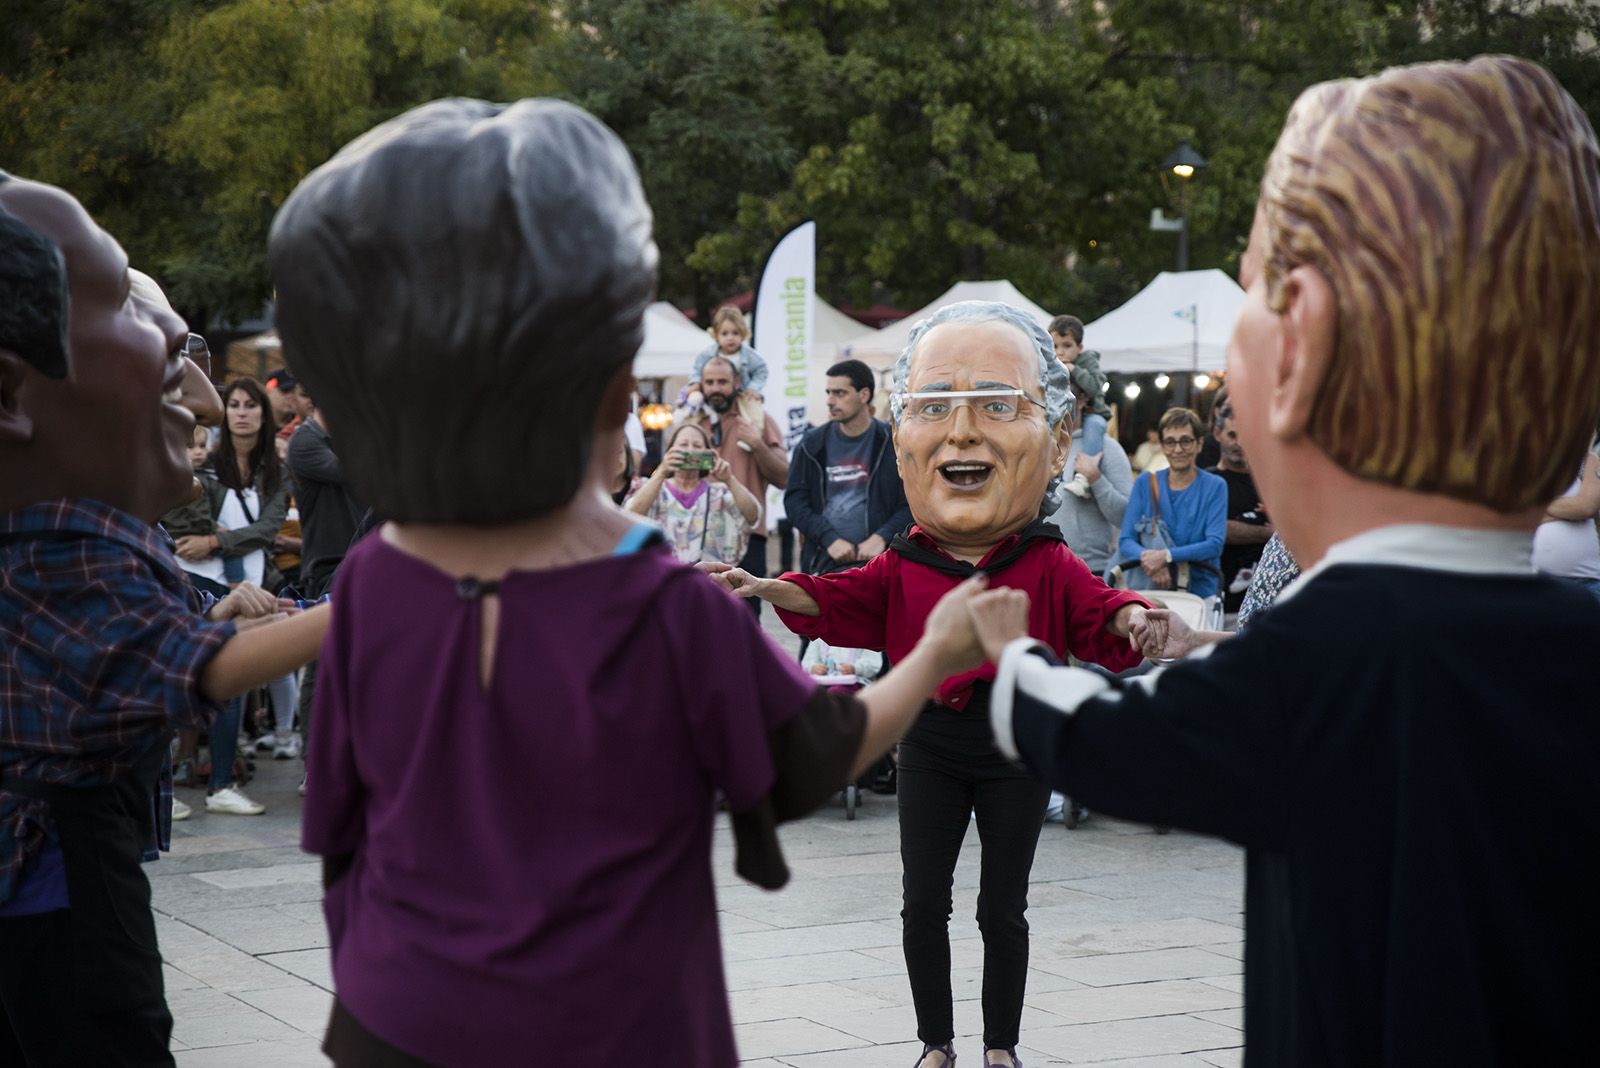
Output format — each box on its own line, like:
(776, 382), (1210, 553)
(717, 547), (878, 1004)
(302, 532), (816, 1065)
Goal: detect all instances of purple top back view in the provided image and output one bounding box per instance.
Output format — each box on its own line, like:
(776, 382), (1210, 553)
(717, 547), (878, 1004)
(301, 531), (816, 1065)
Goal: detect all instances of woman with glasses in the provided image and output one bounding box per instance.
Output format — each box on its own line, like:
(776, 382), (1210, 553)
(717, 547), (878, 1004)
(1115, 408), (1228, 597)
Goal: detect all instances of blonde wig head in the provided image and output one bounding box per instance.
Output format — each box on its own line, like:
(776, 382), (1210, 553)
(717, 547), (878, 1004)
(1259, 55), (1600, 512)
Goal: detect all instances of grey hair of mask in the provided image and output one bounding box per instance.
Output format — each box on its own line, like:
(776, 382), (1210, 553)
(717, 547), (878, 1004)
(888, 300), (1076, 510)
(269, 97), (658, 525)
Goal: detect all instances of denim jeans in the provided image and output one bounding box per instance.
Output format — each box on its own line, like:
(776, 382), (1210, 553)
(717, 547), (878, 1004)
(208, 697), (242, 791)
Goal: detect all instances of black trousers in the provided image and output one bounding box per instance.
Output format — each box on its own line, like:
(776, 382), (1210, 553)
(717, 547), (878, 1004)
(898, 700), (1050, 1050)
(0, 825), (172, 1067)
(740, 534), (768, 620)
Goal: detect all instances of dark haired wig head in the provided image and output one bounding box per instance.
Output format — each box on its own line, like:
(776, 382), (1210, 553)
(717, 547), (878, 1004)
(0, 173), (70, 380)
(268, 99), (659, 524)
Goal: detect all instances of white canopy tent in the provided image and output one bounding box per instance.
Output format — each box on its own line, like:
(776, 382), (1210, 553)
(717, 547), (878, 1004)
(1082, 269), (1245, 374)
(837, 280), (1054, 369)
(813, 299), (867, 348)
(632, 301), (712, 379)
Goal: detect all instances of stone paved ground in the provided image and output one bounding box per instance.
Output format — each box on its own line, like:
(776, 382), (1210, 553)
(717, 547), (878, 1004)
(156, 609), (1245, 1067)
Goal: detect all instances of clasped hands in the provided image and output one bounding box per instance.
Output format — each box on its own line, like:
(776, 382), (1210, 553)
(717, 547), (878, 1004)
(826, 534), (888, 564)
(205, 582), (305, 631)
(1138, 548), (1174, 590)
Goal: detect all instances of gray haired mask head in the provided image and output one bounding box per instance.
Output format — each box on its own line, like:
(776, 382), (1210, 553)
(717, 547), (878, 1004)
(268, 97), (658, 525)
(889, 300), (1076, 512)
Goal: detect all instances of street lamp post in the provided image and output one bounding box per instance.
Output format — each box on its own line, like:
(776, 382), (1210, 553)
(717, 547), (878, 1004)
(1159, 140), (1208, 272)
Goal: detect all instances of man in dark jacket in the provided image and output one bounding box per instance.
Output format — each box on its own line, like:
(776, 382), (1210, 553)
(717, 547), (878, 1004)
(786, 360), (912, 575)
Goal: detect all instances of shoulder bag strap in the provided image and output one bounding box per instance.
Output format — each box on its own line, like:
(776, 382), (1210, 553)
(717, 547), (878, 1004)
(699, 485), (713, 559)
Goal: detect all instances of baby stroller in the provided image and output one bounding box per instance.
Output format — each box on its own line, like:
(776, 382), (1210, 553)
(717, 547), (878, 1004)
(799, 640), (885, 820)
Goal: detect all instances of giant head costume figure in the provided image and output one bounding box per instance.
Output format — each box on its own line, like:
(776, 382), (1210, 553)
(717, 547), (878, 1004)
(888, 302), (1074, 557)
(1231, 55), (1600, 556)
(267, 99), (658, 524)
(0, 174), (197, 522)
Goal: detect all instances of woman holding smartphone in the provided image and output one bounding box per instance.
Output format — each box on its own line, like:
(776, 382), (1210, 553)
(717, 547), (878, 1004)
(625, 420), (760, 564)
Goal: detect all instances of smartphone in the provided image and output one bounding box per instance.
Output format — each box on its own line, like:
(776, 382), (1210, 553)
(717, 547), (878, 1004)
(679, 449), (716, 472)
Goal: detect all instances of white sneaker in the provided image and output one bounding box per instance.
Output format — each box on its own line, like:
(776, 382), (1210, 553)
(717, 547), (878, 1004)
(1064, 473), (1092, 498)
(205, 786), (265, 816)
(1045, 792), (1066, 822)
(172, 797), (192, 822)
(273, 734), (301, 760)
(254, 732), (280, 754)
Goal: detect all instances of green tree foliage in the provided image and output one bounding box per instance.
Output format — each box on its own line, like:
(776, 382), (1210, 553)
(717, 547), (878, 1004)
(3, 0), (1597, 326)
(744, 0), (1177, 314)
(538, 0), (798, 319)
(3, 0), (553, 325)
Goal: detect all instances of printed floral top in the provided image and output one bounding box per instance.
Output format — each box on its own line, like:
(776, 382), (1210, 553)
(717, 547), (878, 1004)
(641, 480), (749, 566)
(1237, 533), (1301, 630)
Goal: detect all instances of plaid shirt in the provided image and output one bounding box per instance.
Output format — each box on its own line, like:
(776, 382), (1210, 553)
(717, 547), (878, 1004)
(0, 499), (234, 904)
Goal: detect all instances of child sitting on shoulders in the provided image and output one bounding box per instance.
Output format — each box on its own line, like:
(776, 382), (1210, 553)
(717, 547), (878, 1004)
(1050, 314), (1112, 499)
(691, 305), (768, 428)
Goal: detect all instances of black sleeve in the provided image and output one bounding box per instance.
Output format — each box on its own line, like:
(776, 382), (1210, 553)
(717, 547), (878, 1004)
(874, 486), (913, 544)
(994, 633), (1291, 849)
(784, 444), (840, 547)
(730, 689), (866, 890)
(288, 426), (344, 485)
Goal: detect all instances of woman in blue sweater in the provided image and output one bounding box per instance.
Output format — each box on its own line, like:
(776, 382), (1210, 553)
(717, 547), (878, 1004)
(1117, 408), (1227, 597)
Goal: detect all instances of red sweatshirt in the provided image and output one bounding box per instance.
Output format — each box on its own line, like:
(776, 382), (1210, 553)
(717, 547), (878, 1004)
(777, 524), (1148, 711)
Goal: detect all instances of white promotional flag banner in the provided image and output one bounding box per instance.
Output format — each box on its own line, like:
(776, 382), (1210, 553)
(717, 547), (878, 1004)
(752, 220), (817, 455)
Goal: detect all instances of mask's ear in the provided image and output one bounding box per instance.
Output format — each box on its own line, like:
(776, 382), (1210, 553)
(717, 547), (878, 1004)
(1050, 419), (1070, 478)
(0, 351), (36, 443)
(595, 364), (636, 434)
(1268, 265), (1337, 442)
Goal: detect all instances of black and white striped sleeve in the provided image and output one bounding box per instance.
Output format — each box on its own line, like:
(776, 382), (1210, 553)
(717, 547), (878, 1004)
(990, 638), (1111, 762)
(988, 633), (1289, 848)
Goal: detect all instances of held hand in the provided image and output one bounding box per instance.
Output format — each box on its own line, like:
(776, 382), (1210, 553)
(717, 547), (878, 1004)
(209, 582), (279, 622)
(1073, 451), (1103, 484)
(710, 457), (733, 484)
(1150, 568), (1173, 590)
(857, 533), (888, 559)
(174, 535), (214, 562)
(1126, 606), (1169, 660)
(1132, 606), (1193, 662)
(919, 574), (993, 676)
(708, 567), (763, 598)
(1138, 548), (1168, 576)
(827, 538), (857, 563)
(967, 587), (1031, 664)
